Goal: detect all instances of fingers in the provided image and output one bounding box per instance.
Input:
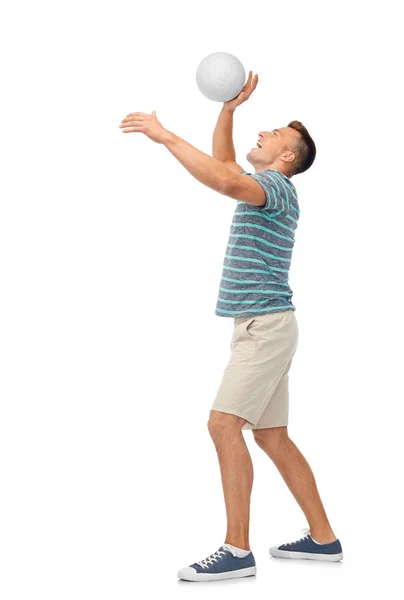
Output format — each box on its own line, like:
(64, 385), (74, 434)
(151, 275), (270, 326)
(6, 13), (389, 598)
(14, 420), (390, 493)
(121, 112), (156, 125)
(119, 117), (145, 129)
(248, 73), (258, 94)
(243, 70), (252, 91)
(241, 73), (258, 100)
(244, 72), (258, 93)
(120, 126), (144, 132)
(121, 116), (146, 125)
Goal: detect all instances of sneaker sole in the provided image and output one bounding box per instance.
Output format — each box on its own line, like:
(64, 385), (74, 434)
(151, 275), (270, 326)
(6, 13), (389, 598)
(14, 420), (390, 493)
(270, 548), (343, 562)
(178, 565), (257, 581)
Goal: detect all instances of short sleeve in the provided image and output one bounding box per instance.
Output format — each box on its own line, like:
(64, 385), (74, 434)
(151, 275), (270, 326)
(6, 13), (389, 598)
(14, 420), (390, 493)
(241, 170), (290, 212)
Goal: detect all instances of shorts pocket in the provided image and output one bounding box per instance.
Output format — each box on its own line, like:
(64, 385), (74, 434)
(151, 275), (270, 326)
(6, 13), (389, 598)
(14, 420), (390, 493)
(232, 316), (257, 351)
(244, 317), (256, 341)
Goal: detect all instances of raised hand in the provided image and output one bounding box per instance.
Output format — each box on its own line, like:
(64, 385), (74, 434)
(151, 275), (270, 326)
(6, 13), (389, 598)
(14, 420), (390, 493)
(224, 71), (259, 111)
(119, 110), (170, 144)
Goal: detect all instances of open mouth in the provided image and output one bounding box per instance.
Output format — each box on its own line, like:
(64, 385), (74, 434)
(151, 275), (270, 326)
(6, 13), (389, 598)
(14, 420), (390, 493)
(251, 140), (262, 152)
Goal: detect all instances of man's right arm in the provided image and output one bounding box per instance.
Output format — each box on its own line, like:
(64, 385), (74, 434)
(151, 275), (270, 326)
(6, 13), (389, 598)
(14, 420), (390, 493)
(212, 106), (244, 174)
(212, 71), (258, 174)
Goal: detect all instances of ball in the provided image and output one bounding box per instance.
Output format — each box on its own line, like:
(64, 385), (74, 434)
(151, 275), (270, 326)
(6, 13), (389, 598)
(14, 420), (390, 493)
(196, 52), (246, 102)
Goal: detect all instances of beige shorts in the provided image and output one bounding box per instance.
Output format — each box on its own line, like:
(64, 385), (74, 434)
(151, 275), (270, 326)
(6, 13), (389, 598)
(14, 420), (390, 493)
(211, 310), (299, 430)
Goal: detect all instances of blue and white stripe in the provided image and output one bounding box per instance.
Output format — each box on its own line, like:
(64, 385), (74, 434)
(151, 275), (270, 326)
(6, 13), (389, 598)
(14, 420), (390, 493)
(215, 169), (299, 318)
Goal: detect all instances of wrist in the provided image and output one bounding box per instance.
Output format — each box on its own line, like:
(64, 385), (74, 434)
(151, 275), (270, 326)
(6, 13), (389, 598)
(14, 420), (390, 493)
(162, 129), (176, 146)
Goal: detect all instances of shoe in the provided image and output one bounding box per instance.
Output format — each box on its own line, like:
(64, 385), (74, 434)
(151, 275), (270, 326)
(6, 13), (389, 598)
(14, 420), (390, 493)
(269, 528), (343, 562)
(177, 544), (256, 581)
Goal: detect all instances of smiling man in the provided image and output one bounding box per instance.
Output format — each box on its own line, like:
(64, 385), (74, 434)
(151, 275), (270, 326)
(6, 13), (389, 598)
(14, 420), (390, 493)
(120, 71), (343, 582)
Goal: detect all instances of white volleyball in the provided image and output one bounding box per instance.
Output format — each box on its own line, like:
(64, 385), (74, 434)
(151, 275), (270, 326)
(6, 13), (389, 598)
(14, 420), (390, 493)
(196, 52), (246, 102)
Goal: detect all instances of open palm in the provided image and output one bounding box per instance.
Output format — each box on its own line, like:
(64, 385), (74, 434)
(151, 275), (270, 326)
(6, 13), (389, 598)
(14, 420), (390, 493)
(224, 71), (258, 111)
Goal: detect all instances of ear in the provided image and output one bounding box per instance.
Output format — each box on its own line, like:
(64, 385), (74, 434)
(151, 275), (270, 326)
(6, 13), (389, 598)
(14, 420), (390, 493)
(281, 150), (295, 164)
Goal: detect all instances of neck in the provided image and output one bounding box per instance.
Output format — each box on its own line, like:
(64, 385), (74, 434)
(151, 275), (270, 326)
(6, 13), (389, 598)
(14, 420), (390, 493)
(252, 160), (291, 178)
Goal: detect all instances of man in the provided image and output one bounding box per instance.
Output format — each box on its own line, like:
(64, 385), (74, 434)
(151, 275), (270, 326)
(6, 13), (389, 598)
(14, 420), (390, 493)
(119, 71), (343, 582)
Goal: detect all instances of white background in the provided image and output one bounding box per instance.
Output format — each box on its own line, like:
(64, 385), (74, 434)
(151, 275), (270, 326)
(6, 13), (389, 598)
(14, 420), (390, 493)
(1, 0), (403, 598)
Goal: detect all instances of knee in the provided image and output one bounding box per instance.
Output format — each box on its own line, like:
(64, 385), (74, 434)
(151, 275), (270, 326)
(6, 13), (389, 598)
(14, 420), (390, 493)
(252, 426), (289, 456)
(207, 410), (245, 439)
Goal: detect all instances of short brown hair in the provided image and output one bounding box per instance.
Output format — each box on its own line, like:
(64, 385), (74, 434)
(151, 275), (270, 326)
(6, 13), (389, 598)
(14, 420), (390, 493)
(287, 120), (316, 176)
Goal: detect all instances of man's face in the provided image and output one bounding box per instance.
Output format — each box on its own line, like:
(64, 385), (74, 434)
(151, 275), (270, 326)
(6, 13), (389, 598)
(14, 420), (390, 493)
(246, 126), (299, 169)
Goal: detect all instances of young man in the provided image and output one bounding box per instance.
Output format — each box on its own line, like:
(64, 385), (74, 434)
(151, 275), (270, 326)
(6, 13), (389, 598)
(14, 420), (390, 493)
(119, 71), (343, 582)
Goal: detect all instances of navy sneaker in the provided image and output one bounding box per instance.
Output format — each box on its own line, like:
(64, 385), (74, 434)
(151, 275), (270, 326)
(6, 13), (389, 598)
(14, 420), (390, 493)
(270, 528), (343, 562)
(177, 544), (256, 581)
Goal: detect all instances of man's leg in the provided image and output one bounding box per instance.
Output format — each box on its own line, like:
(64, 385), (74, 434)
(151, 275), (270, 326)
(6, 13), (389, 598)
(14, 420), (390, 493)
(252, 426), (337, 543)
(207, 409), (253, 551)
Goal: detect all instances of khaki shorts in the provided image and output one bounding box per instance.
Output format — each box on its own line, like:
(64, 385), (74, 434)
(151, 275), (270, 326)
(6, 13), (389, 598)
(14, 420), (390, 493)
(211, 310), (299, 430)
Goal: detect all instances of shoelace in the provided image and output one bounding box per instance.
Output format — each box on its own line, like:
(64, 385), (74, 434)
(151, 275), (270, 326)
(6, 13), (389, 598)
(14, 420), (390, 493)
(284, 527), (311, 546)
(196, 548), (226, 569)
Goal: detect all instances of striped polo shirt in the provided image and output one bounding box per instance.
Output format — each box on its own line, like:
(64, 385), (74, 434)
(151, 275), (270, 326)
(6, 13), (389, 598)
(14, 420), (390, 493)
(215, 168), (300, 318)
